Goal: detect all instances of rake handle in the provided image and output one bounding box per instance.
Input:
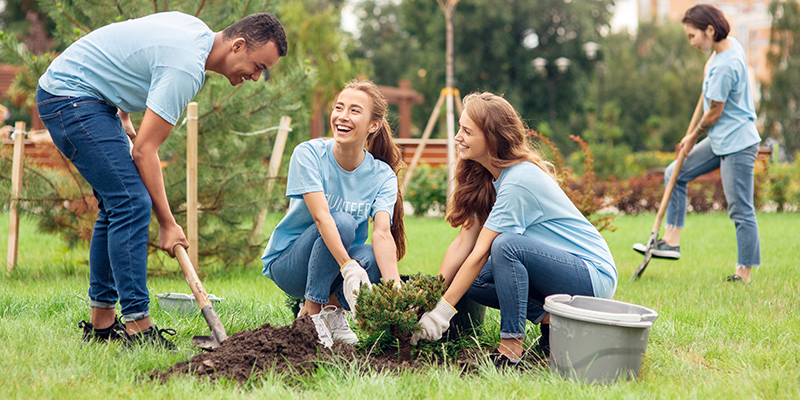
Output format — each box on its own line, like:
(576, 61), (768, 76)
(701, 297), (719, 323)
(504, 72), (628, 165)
(651, 146), (689, 236)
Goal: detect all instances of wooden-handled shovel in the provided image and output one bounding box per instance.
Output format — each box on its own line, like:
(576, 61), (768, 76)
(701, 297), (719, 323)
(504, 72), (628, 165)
(629, 145), (688, 281)
(174, 245), (228, 350)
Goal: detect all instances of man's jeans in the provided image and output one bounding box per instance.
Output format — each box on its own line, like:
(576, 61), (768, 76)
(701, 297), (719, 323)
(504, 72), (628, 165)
(267, 212), (380, 310)
(465, 233), (595, 339)
(664, 138), (760, 267)
(36, 87), (152, 321)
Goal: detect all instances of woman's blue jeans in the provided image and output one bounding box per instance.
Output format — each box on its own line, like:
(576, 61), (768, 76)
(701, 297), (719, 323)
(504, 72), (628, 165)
(267, 212), (380, 310)
(464, 233), (595, 340)
(36, 87), (152, 321)
(664, 139), (760, 267)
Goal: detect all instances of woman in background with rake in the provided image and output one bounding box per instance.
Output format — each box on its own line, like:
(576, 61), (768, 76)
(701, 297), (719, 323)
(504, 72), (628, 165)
(633, 4), (761, 283)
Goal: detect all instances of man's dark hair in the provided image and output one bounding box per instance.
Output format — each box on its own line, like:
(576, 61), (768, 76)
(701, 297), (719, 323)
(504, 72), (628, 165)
(681, 4), (730, 42)
(223, 13), (288, 56)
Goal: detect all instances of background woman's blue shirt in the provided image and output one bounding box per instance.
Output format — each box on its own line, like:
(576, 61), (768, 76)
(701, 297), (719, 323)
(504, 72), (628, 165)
(703, 37), (761, 155)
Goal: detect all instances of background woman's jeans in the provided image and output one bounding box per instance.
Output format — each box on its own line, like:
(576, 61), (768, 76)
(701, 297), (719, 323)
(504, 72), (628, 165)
(267, 212), (380, 310)
(36, 87), (152, 321)
(664, 139), (760, 267)
(465, 233), (595, 340)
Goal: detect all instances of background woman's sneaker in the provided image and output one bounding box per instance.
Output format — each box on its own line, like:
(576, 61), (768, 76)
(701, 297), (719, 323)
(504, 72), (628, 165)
(632, 239), (681, 259)
(320, 305), (359, 345)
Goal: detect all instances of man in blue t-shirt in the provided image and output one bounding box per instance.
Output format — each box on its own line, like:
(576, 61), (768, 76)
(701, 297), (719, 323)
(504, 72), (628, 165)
(36, 12), (287, 349)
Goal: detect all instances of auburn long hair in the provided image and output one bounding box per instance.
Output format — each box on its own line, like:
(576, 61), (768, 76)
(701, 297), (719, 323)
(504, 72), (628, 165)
(338, 79), (407, 260)
(446, 92), (556, 229)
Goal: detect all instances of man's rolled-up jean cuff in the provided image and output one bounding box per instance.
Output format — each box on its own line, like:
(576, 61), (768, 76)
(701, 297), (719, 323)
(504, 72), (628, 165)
(500, 332), (526, 340)
(89, 300), (116, 309)
(122, 310), (150, 323)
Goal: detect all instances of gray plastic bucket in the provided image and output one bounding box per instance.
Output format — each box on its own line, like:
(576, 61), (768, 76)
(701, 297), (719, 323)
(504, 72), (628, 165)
(156, 292), (223, 315)
(543, 294), (658, 383)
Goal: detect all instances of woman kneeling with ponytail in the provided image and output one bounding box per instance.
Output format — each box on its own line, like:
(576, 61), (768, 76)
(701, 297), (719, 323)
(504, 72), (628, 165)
(261, 79), (406, 347)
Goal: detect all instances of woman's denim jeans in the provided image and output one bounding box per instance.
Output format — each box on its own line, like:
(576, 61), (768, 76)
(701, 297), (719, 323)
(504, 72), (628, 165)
(36, 87), (152, 321)
(267, 212), (380, 310)
(664, 138), (760, 267)
(465, 233), (595, 340)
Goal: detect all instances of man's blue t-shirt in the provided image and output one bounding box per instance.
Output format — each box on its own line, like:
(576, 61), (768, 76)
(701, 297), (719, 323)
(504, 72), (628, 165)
(703, 37), (761, 155)
(483, 162), (617, 299)
(261, 139), (398, 276)
(38, 12), (214, 125)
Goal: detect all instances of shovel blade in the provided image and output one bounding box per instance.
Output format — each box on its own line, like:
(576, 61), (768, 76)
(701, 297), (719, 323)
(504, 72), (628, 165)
(192, 335), (221, 351)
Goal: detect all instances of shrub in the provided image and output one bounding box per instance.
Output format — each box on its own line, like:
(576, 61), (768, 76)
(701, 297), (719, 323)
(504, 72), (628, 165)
(355, 274), (446, 361)
(569, 142), (633, 180)
(404, 163), (448, 216)
(613, 165), (771, 215)
(614, 172), (665, 215)
(764, 161), (800, 212)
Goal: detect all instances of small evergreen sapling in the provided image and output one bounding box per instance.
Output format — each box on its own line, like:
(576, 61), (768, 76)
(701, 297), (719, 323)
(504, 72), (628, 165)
(355, 274), (446, 361)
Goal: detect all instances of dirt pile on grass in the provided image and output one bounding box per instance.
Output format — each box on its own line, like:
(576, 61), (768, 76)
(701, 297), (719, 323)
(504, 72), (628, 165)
(150, 316), (355, 383)
(150, 316), (495, 384)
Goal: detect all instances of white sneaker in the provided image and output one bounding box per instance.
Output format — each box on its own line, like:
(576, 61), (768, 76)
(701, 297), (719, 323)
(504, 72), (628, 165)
(310, 313), (334, 348)
(320, 305), (359, 345)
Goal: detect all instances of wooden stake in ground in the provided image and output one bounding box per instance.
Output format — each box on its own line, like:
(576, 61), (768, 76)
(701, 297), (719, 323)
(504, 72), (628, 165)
(7, 122), (26, 274)
(267, 116), (292, 193)
(187, 102), (199, 269)
(249, 116), (292, 245)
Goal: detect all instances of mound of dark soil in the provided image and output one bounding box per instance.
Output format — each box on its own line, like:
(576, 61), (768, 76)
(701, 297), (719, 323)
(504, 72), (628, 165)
(150, 316), (347, 383)
(150, 316), (498, 384)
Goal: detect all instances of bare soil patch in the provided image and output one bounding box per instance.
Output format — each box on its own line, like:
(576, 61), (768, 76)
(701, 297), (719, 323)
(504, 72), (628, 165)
(150, 316), (491, 383)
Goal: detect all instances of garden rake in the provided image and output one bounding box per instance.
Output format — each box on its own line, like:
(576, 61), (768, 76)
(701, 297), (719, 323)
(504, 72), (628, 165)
(630, 145), (689, 281)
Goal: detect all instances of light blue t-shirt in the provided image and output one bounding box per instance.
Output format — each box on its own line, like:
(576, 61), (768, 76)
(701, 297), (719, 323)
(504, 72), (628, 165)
(38, 12), (214, 125)
(483, 162), (617, 299)
(702, 37), (761, 155)
(261, 139), (398, 276)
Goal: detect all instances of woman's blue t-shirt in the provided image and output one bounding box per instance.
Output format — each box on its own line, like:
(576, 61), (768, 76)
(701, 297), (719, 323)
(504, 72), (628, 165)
(703, 37), (761, 155)
(483, 162), (617, 298)
(261, 139), (397, 276)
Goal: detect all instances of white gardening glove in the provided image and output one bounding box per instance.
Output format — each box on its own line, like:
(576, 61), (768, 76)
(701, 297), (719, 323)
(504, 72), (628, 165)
(410, 298), (457, 345)
(341, 259), (371, 310)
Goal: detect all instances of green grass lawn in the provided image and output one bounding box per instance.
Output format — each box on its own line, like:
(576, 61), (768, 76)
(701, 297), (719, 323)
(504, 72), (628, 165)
(1, 212), (799, 399)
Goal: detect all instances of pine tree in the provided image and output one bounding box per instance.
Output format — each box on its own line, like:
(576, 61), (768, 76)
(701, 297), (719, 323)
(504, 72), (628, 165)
(355, 274), (446, 361)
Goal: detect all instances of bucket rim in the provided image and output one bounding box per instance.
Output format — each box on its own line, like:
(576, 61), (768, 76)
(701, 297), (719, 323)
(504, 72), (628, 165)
(156, 292), (224, 301)
(544, 294), (658, 328)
